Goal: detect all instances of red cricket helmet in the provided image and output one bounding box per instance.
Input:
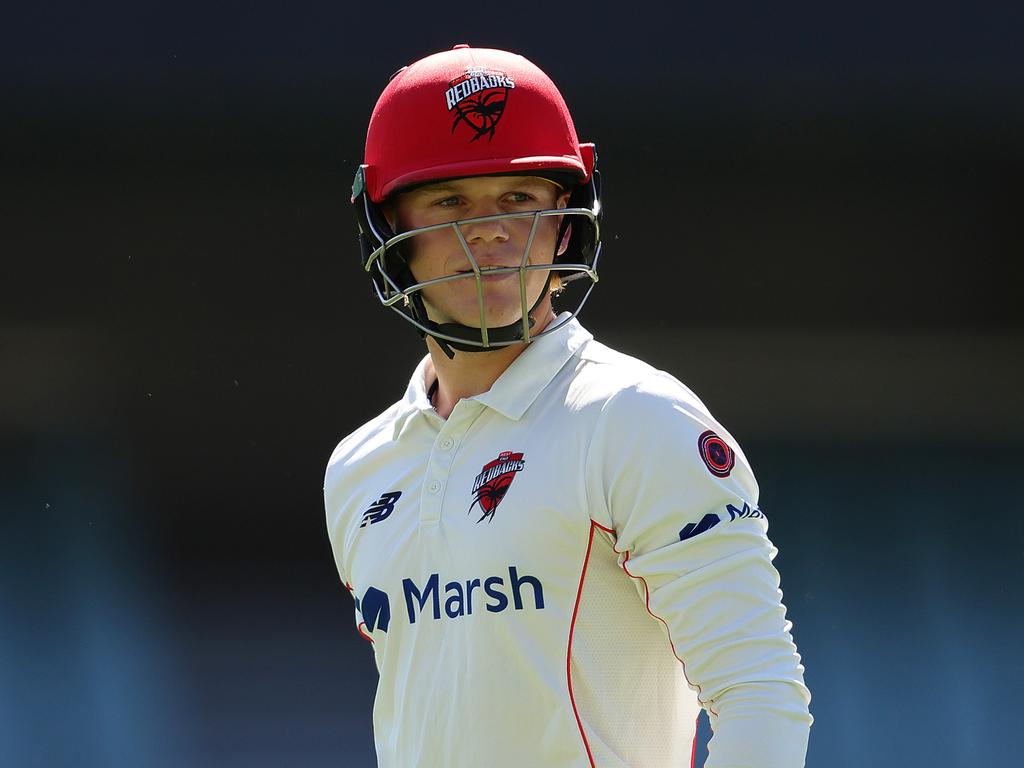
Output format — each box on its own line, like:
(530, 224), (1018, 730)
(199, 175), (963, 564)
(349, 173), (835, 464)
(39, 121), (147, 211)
(351, 45), (603, 356)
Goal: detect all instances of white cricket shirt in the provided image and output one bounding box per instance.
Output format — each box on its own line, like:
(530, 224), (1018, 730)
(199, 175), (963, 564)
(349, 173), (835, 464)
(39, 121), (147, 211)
(325, 315), (811, 768)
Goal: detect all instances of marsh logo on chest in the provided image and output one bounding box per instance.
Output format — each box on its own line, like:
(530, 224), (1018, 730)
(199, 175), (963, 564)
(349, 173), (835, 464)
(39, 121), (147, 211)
(444, 67), (515, 142)
(468, 450), (525, 523)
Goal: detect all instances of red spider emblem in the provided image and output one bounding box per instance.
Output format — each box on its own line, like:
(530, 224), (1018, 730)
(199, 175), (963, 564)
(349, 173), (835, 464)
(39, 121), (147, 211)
(450, 88), (509, 142)
(468, 451), (525, 523)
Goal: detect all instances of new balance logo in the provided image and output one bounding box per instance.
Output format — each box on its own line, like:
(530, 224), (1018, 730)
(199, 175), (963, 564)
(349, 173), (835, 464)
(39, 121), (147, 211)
(360, 491), (402, 528)
(678, 501), (765, 541)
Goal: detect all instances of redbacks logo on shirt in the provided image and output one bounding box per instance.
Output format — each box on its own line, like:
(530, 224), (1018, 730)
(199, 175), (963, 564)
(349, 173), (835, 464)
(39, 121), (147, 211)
(468, 450), (525, 523)
(445, 67), (515, 142)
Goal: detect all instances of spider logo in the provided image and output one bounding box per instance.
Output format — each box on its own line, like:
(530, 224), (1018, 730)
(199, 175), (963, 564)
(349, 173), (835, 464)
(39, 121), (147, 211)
(450, 88), (509, 143)
(468, 450), (525, 523)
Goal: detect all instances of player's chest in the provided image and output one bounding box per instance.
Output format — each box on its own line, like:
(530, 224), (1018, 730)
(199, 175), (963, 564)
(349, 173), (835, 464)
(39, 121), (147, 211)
(344, 411), (593, 595)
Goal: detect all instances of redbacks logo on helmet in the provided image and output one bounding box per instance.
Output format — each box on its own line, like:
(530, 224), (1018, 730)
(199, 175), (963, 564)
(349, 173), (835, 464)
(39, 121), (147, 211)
(445, 67), (516, 142)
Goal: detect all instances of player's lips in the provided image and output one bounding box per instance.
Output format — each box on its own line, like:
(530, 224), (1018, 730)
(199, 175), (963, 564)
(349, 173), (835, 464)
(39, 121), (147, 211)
(454, 265), (521, 282)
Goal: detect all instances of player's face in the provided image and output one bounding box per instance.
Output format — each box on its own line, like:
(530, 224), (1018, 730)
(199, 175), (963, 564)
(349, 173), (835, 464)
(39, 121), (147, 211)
(388, 175), (570, 330)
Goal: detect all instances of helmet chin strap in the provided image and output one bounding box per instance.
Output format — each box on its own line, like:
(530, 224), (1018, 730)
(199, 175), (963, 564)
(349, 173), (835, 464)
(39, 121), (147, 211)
(418, 272), (554, 359)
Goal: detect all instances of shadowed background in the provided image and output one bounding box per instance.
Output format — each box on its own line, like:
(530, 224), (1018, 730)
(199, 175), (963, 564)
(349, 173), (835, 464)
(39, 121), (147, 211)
(2, 2), (1022, 766)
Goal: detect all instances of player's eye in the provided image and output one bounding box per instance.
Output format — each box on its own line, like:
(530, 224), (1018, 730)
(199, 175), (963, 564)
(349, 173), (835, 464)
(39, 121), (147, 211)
(505, 191), (535, 204)
(434, 195), (462, 208)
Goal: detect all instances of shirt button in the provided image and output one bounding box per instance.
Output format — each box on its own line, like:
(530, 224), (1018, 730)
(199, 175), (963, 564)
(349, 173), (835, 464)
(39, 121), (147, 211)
(440, 437), (454, 451)
(428, 480), (442, 494)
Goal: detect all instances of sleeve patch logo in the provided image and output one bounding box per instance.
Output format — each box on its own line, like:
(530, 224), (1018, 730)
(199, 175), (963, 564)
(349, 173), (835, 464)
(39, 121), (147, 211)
(444, 67), (515, 142)
(698, 430), (735, 477)
(468, 450), (525, 524)
(679, 501), (765, 542)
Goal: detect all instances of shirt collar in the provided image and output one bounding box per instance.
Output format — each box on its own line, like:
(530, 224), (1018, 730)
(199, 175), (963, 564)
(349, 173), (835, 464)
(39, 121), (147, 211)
(392, 354), (436, 440)
(471, 313), (592, 420)
(392, 313), (593, 439)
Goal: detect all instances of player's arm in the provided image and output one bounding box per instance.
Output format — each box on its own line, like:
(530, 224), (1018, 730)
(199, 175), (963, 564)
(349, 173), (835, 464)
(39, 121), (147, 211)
(324, 456), (377, 652)
(585, 376), (812, 768)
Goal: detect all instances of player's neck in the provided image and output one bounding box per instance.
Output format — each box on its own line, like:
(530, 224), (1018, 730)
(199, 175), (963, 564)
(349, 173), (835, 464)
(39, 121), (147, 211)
(425, 309), (556, 420)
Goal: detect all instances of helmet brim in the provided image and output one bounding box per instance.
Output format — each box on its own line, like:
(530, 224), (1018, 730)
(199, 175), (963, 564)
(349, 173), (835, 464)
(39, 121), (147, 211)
(371, 149), (594, 202)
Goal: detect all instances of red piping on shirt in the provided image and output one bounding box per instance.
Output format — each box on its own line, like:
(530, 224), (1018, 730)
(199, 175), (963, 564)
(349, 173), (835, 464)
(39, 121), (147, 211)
(567, 522), (599, 768)
(357, 621), (374, 644)
(590, 520), (719, 719)
(348, 584), (373, 644)
(691, 713), (699, 768)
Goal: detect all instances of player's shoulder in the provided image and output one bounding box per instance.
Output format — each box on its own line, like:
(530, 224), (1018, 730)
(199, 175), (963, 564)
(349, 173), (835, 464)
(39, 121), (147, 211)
(324, 399), (407, 482)
(572, 337), (714, 422)
(323, 399), (411, 584)
(576, 336), (757, 494)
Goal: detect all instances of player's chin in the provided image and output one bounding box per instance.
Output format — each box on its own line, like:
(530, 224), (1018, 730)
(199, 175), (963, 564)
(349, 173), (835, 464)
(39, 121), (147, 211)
(456, 305), (527, 330)
(426, 278), (549, 328)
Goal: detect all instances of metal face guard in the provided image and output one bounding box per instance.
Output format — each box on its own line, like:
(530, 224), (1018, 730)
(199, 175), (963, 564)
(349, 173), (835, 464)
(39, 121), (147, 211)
(364, 207), (601, 350)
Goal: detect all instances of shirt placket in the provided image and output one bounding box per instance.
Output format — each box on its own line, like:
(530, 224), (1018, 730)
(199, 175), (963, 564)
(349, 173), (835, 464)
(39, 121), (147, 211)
(419, 400), (484, 526)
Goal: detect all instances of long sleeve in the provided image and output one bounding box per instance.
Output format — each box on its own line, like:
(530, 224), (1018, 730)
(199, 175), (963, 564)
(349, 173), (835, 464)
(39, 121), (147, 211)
(585, 375), (812, 768)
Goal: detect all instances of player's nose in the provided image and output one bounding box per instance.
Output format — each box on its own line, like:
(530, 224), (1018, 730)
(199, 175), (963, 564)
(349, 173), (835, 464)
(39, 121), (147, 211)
(459, 202), (511, 244)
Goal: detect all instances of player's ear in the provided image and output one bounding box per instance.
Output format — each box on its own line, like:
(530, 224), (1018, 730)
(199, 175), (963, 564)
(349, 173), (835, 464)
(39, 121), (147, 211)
(557, 223), (572, 256)
(555, 189), (572, 255)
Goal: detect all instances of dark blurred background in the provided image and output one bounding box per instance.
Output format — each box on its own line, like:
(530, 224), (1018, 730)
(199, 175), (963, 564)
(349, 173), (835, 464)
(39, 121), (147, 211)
(2, 2), (1022, 766)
